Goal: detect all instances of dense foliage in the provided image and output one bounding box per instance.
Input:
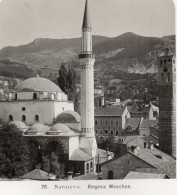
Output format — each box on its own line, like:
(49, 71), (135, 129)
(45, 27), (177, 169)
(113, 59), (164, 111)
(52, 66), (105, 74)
(42, 152), (65, 178)
(57, 63), (79, 112)
(104, 72), (158, 104)
(0, 124), (32, 178)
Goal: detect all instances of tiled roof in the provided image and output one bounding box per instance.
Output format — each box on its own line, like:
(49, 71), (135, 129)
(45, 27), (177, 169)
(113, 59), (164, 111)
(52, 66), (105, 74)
(135, 148), (176, 178)
(20, 169), (56, 180)
(135, 167), (175, 179)
(96, 148), (114, 164)
(124, 171), (166, 179)
(73, 173), (97, 180)
(139, 119), (159, 129)
(95, 107), (125, 116)
(69, 149), (93, 161)
(128, 106), (150, 114)
(124, 118), (141, 131)
(143, 135), (159, 144)
(116, 136), (144, 146)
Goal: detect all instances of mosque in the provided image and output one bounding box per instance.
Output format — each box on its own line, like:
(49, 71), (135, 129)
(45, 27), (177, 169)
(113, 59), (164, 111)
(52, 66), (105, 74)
(0, 0), (103, 175)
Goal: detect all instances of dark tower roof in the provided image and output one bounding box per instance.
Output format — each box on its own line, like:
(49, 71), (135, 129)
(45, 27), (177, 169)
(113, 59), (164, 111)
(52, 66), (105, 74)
(82, 0), (91, 29)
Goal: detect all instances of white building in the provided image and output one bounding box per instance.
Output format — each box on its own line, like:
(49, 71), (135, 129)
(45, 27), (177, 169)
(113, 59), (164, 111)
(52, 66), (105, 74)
(0, 77), (73, 125)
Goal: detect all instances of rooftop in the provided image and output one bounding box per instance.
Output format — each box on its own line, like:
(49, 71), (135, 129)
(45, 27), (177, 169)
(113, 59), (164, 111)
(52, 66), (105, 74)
(14, 77), (62, 93)
(95, 107), (125, 116)
(124, 118), (141, 131)
(20, 169), (56, 180)
(73, 173), (97, 180)
(124, 171), (166, 179)
(69, 149), (93, 161)
(139, 119), (159, 129)
(56, 110), (81, 123)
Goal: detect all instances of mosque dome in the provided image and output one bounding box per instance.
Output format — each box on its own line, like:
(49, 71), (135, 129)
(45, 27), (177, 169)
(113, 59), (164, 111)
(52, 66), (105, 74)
(46, 123), (72, 135)
(25, 123), (49, 135)
(10, 121), (28, 131)
(14, 77), (62, 93)
(56, 110), (81, 123)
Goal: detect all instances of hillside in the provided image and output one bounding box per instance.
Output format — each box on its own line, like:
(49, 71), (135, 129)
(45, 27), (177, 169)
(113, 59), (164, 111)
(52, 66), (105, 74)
(0, 33), (175, 77)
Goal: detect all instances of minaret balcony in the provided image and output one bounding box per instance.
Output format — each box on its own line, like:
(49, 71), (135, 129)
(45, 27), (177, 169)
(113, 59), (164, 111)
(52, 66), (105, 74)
(79, 53), (95, 59)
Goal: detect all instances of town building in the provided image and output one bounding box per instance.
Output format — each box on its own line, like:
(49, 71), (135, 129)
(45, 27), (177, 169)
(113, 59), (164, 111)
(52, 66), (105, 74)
(158, 51), (176, 157)
(101, 144), (176, 179)
(94, 106), (130, 139)
(128, 103), (159, 120)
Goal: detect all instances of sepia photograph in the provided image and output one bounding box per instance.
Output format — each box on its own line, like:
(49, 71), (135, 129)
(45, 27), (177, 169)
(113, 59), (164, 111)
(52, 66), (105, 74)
(0, 0), (176, 194)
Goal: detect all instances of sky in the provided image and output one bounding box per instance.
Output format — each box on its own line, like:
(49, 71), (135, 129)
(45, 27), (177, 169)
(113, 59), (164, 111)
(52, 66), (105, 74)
(0, 0), (175, 49)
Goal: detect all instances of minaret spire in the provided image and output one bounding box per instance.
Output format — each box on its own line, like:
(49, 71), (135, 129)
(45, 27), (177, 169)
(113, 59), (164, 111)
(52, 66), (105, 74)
(82, 0), (91, 29)
(80, 0), (92, 55)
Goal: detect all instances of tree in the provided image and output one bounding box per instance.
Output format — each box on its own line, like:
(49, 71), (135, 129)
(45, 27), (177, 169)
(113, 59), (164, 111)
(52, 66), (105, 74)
(42, 152), (65, 178)
(97, 136), (115, 152)
(57, 63), (79, 112)
(0, 124), (32, 178)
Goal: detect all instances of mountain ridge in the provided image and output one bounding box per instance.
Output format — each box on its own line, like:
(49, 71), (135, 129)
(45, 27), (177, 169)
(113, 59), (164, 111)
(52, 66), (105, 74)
(0, 32), (175, 78)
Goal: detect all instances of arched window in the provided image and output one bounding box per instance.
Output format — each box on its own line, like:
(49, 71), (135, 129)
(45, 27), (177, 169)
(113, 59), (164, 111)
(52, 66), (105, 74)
(105, 120), (108, 125)
(22, 115), (26, 122)
(95, 120), (98, 126)
(33, 93), (37, 99)
(108, 170), (114, 179)
(167, 73), (170, 82)
(35, 115), (39, 121)
(161, 73), (164, 82)
(90, 162), (93, 172)
(9, 115), (13, 122)
(86, 163), (89, 173)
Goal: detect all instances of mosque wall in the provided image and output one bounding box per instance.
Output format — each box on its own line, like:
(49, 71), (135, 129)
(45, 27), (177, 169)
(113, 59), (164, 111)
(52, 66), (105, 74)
(54, 101), (74, 119)
(68, 136), (80, 158)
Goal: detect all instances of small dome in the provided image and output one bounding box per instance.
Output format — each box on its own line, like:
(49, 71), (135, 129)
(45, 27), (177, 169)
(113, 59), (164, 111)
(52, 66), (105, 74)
(25, 123), (49, 135)
(56, 110), (81, 123)
(46, 123), (72, 135)
(14, 77), (62, 93)
(10, 121), (28, 130)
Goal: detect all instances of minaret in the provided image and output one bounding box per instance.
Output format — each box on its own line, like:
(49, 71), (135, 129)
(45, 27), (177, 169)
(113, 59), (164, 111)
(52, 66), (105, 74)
(158, 50), (176, 157)
(79, 0), (97, 158)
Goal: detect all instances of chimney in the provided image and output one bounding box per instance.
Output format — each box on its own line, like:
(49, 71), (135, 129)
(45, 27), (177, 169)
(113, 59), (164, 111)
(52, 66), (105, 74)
(75, 172), (81, 177)
(148, 141), (154, 150)
(67, 171), (73, 180)
(130, 146), (138, 155)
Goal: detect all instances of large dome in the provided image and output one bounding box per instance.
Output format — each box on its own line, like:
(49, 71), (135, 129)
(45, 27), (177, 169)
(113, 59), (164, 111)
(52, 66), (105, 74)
(14, 77), (62, 93)
(56, 110), (81, 123)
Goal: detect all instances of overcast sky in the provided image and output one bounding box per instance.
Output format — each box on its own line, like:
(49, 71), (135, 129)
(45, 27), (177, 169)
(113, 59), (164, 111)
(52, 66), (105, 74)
(0, 0), (175, 49)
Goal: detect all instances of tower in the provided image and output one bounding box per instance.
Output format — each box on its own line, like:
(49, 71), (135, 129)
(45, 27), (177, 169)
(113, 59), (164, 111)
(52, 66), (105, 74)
(79, 0), (97, 158)
(158, 50), (176, 157)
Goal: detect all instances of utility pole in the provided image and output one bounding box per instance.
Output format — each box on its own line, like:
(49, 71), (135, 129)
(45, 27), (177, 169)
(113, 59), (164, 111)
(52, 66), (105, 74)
(97, 154), (100, 179)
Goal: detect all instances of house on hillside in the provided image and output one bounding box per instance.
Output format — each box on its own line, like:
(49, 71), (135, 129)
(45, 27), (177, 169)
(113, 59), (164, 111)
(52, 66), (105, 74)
(128, 103), (159, 120)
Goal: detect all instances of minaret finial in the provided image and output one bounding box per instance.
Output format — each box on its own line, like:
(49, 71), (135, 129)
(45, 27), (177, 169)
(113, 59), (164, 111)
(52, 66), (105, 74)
(82, 0), (91, 29)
